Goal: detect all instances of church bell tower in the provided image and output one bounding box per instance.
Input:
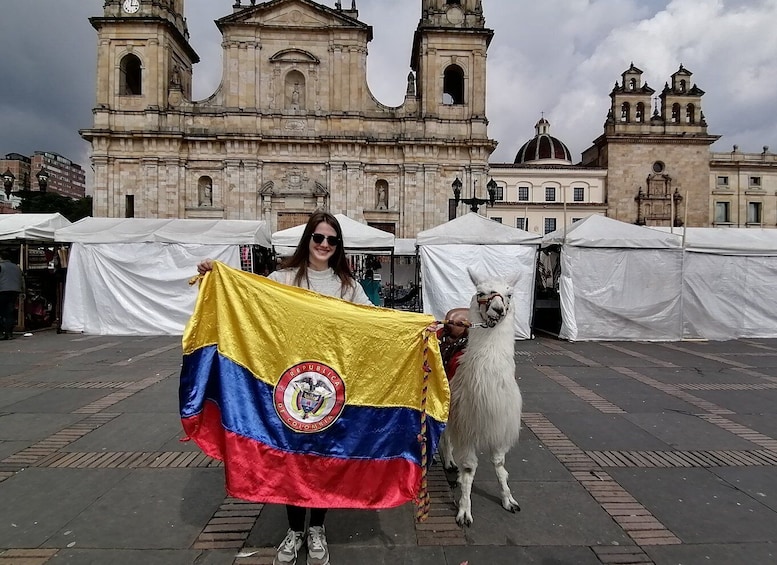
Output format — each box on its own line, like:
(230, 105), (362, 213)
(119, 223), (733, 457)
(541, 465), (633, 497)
(90, 0), (199, 111)
(411, 0), (493, 121)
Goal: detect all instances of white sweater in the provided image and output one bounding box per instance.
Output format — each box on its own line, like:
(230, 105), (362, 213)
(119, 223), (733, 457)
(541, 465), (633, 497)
(269, 267), (372, 306)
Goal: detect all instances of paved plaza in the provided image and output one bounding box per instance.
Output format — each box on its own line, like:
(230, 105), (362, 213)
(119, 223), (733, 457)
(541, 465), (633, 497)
(2, 331), (777, 564)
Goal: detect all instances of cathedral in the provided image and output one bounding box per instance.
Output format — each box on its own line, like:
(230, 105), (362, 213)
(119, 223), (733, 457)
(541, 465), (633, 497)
(82, 0), (496, 235)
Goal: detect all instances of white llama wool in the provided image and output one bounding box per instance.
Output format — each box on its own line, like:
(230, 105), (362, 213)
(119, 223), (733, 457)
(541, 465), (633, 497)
(443, 267), (523, 527)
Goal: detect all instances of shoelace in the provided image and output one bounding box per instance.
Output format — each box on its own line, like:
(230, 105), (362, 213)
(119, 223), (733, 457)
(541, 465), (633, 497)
(280, 531), (299, 553)
(308, 530), (324, 551)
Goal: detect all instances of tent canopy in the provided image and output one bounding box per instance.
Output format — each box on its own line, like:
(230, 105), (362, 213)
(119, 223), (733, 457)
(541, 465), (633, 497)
(393, 238), (417, 256)
(417, 212), (541, 245)
(55, 217), (271, 246)
(544, 214), (682, 248)
(271, 214), (395, 252)
(0, 213), (72, 241)
(652, 226), (777, 255)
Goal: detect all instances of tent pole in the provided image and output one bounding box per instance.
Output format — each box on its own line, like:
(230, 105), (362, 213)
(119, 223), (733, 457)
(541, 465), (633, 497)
(670, 193), (675, 234)
(390, 250), (395, 308)
(682, 191), (689, 247)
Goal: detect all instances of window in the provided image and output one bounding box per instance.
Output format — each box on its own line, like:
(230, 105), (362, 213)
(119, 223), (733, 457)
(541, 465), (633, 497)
(442, 65), (464, 105)
(494, 185), (504, 201)
(750, 176), (762, 187)
(620, 102), (630, 122)
(717, 176), (729, 186)
(518, 186), (529, 201)
(120, 53), (142, 95)
(545, 187), (555, 202)
(544, 218), (556, 234)
(686, 103), (695, 124)
(125, 195), (135, 218)
(714, 202), (730, 224)
(491, 217), (502, 224)
(515, 218), (527, 230)
(671, 103), (680, 123)
(573, 187), (584, 202)
(635, 102), (645, 123)
(747, 202), (762, 224)
(572, 217), (583, 223)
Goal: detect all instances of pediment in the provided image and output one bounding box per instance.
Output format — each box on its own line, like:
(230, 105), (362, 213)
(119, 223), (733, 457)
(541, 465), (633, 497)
(218, 0), (370, 33)
(269, 48), (320, 64)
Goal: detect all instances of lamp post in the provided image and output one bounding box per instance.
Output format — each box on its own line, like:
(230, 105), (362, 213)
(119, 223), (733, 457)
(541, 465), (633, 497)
(2, 169), (14, 199)
(451, 176), (497, 215)
(36, 168), (49, 193)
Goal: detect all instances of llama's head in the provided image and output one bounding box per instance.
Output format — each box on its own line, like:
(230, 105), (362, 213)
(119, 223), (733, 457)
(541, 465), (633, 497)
(466, 268), (521, 328)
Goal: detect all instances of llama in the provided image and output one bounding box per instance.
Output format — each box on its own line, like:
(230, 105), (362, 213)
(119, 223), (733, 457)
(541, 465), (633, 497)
(441, 268), (523, 527)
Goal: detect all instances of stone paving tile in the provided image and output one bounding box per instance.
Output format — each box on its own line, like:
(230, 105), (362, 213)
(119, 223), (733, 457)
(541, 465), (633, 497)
(711, 467), (777, 513)
(47, 548), (235, 564)
(108, 377), (180, 413)
(0, 389), (46, 410)
(724, 412), (777, 439)
(609, 468), (777, 544)
(693, 389), (777, 416)
(645, 542), (777, 565)
(581, 379), (702, 415)
(546, 412), (672, 451)
(4, 389), (111, 414)
(624, 412), (761, 451)
(0, 441), (29, 461)
(63, 413), (186, 452)
(0, 468), (131, 548)
(0, 413), (84, 442)
(505, 431), (575, 482)
(444, 545), (604, 565)
(41, 468), (226, 550)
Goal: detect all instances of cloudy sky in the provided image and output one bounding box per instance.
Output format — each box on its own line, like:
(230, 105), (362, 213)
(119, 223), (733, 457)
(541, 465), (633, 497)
(1, 0), (775, 190)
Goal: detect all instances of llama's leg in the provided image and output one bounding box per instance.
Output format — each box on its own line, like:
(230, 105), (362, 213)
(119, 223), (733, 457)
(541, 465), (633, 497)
(491, 450), (520, 513)
(455, 446), (478, 527)
(438, 429), (457, 471)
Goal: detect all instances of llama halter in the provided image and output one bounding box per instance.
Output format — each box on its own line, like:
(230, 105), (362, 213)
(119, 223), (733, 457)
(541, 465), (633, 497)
(476, 291), (510, 327)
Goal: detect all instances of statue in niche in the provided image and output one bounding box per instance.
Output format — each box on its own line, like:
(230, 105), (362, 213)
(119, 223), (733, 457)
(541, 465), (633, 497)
(198, 177), (213, 207)
(406, 72), (416, 96)
(291, 82), (300, 110)
(170, 65), (181, 88)
(376, 182), (388, 210)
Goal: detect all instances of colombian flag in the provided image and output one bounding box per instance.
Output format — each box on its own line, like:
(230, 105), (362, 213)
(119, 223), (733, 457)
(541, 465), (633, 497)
(179, 262), (449, 509)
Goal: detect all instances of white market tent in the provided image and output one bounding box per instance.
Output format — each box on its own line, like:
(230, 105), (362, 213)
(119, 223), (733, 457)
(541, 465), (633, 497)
(543, 215), (683, 341)
(652, 227), (777, 340)
(417, 212), (542, 339)
(55, 217), (271, 335)
(271, 213), (395, 255)
(0, 213), (72, 241)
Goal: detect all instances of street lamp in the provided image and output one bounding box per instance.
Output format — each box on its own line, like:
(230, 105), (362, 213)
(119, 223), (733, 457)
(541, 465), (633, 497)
(2, 169), (14, 198)
(451, 176), (498, 214)
(36, 168), (50, 193)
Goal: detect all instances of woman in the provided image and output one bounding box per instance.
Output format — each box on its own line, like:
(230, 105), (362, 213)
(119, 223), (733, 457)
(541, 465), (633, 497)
(198, 211), (370, 565)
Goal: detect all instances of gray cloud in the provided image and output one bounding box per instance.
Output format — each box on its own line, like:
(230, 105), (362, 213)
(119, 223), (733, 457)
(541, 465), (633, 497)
(1, 0), (774, 188)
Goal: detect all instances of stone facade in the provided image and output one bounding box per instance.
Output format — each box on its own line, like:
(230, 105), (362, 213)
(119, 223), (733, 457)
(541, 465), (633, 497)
(710, 147), (777, 227)
(82, 0), (497, 236)
(581, 64), (720, 227)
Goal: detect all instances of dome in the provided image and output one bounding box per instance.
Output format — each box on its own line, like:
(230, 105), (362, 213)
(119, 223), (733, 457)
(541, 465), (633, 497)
(514, 118), (572, 164)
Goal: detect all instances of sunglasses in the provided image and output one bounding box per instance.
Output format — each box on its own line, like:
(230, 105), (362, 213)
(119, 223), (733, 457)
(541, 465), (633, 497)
(311, 233), (340, 246)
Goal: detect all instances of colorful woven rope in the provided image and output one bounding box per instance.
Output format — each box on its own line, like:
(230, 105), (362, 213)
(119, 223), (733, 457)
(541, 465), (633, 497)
(415, 327), (433, 522)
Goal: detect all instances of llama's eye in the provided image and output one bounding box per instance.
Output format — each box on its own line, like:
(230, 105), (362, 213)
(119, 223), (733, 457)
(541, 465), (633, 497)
(477, 293), (485, 298)
(507, 294), (513, 300)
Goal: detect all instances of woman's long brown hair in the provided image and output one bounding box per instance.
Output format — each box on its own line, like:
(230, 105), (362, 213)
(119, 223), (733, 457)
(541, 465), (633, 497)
(280, 211), (355, 292)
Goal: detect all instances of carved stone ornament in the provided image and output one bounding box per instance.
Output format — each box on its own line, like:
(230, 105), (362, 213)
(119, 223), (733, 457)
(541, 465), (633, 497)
(281, 167), (310, 193)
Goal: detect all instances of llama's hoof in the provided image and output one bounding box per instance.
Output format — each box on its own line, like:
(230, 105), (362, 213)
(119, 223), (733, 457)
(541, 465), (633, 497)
(455, 510), (473, 527)
(502, 498), (521, 513)
(443, 462), (458, 473)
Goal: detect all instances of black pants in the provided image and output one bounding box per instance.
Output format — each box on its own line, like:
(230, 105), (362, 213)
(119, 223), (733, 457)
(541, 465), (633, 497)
(286, 505), (327, 532)
(0, 291), (18, 337)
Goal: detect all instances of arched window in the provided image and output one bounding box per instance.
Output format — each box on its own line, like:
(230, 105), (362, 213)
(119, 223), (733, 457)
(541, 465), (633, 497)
(442, 65), (464, 105)
(120, 53), (142, 95)
(285, 70), (306, 110)
(671, 103), (681, 123)
(679, 79), (686, 93)
(635, 102), (645, 123)
(446, 0), (461, 4)
(620, 102), (630, 122)
(685, 103), (695, 124)
(629, 78), (637, 91)
(198, 176), (213, 207)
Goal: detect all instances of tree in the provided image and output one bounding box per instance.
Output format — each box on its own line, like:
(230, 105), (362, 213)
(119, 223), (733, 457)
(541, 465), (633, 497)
(16, 190), (93, 222)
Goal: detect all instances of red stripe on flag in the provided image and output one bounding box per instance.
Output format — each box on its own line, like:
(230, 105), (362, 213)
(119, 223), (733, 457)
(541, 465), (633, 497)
(182, 401), (422, 509)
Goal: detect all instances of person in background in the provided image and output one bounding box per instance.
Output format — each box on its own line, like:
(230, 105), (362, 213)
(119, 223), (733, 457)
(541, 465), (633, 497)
(197, 211), (371, 565)
(0, 250), (24, 340)
(359, 269), (383, 306)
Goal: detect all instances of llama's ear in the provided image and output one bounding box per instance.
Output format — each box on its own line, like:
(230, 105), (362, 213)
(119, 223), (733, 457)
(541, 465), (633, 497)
(467, 266), (483, 287)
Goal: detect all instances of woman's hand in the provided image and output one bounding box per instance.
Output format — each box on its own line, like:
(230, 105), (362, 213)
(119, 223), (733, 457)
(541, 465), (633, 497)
(197, 259), (214, 275)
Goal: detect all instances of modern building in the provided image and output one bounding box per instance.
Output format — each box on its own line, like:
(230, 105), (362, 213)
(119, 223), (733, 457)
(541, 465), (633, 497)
(709, 146), (777, 227)
(82, 0), (497, 236)
(487, 118), (607, 234)
(1, 151), (86, 200)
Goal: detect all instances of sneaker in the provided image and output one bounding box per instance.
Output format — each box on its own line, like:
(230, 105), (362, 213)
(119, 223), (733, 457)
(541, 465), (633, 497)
(273, 528), (304, 565)
(306, 525), (330, 565)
